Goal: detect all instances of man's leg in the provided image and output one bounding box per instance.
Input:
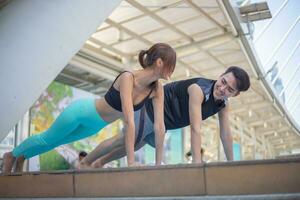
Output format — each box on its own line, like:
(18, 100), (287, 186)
(93, 109), (156, 167)
(91, 141), (146, 168)
(79, 108), (146, 169)
(91, 146), (125, 168)
(78, 133), (125, 169)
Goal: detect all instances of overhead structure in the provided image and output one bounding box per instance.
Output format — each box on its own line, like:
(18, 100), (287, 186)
(0, 0), (122, 141)
(56, 0), (300, 159)
(1, 0), (299, 159)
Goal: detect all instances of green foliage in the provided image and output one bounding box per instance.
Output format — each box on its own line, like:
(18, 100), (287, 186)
(71, 141), (93, 152)
(47, 82), (73, 103)
(30, 81), (73, 132)
(40, 150), (70, 171)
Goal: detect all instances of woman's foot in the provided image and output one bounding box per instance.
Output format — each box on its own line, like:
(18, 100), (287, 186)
(15, 156), (25, 172)
(2, 152), (16, 174)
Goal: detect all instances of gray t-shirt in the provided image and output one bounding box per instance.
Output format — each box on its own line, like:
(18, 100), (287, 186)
(145, 77), (227, 130)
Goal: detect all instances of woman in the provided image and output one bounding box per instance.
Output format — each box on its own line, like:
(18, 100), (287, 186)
(3, 43), (176, 173)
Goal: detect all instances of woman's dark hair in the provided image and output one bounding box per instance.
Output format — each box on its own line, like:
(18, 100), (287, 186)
(138, 43), (176, 73)
(224, 66), (250, 92)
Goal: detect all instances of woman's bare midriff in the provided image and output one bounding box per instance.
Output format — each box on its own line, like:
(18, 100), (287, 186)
(94, 99), (123, 123)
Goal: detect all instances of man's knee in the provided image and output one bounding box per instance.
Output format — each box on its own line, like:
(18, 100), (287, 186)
(114, 134), (125, 148)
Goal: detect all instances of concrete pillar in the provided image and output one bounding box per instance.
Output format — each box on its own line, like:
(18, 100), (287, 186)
(240, 124), (244, 160)
(252, 129), (257, 159)
(0, 0), (121, 141)
(15, 111), (30, 146)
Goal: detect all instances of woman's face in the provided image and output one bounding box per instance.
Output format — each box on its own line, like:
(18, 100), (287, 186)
(155, 58), (175, 80)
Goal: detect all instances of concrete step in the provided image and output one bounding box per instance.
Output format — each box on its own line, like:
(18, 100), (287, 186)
(1, 194), (300, 200)
(0, 158), (299, 198)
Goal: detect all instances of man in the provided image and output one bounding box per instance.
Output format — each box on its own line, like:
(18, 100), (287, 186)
(78, 151), (87, 161)
(78, 66), (250, 168)
(71, 151), (87, 169)
(186, 148), (205, 163)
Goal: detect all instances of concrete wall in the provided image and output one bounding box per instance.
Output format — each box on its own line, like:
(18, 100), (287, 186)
(0, 0), (121, 141)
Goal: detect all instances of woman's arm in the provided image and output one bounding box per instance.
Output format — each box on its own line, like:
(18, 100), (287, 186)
(152, 82), (165, 166)
(119, 72), (136, 166)
(187, 84), (204, 163)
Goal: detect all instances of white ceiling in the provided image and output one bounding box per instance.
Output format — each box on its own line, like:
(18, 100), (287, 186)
(56, 0), (300, 159)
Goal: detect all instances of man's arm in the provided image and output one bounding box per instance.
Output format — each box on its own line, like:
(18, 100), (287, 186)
(218, 105), (234, 161)
(188, 84), (204, 163)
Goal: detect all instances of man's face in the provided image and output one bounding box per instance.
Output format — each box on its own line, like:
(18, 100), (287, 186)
(213, 72), (239, 100)
(79, 156), (85, 161)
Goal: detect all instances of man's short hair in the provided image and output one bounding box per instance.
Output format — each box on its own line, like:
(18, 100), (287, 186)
(79, 151), (87, 157)
(224, 66), (250, 92)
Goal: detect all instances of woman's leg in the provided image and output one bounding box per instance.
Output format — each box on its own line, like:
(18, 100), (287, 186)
(21, 124), (101, 159)
(13, 125), (100, 172)
(3, 99), (106, 173)
(14, 156), (25, 172)
(12, 101), (84, 158)
(14, 99), (105, 159)
(2, 152), (16, 173)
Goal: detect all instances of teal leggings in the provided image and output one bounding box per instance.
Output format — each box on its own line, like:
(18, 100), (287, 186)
(12, 98), (108, 159)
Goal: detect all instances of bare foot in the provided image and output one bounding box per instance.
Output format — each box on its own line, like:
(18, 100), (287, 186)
(2, 152), (16, 174)
(128, 162), (143, 167)
(91, 159), (104, 168)
(15, 156), (25, 172)
(76, 161), (93, 170)
(91, 157), (105, 168)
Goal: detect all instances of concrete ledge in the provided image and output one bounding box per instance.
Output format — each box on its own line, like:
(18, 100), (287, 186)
(0, 173), (73, 197)
(206, 159), (300, 195)
(1, 193), (300, 200)
(0, 158), (299, 197)
(74, 165), (205, 197)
